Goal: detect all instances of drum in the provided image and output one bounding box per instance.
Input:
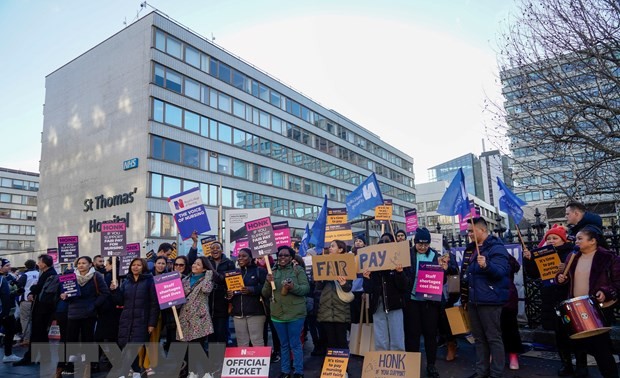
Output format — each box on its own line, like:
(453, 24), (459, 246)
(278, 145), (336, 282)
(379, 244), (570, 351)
(557, 295), (611, 339)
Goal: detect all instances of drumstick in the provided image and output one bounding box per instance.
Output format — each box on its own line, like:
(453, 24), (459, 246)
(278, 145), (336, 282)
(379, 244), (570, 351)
(563, 252), (576, 276)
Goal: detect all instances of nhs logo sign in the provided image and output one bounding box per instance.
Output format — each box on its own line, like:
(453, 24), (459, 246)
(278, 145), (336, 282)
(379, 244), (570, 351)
(123, 158), (139, 171)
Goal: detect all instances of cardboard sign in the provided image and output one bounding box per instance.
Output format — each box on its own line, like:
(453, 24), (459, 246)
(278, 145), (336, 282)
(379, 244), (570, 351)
(312, 253), (358, 280)
(201, 235), (217, 257)
(446, 306), (470, 335)
(414, 263), (444, 301)
(405, 208), (418, 236)
(58, 236), (79, 263)
(272, 221), (291, 248)
(168, 187), (211, 240)
(374, 200), (393, 221)
(221, 346), (271, 378)
(325, 223), (353, 244)
(532, 245), (561, 282)
(429, 233), (443, 252)
(362, 351), (421, 378)
(101, 223), (126, 257)
(327, 208), (348, 225)
(321, 348), (350, 378)
(154, 272), (186, 309)
(245, 217), (277, 257)
(59, 273), (80, 298)
(120, 243), (141, 276)
(357, 242), (411, 272)
(225, 272), (245, 293)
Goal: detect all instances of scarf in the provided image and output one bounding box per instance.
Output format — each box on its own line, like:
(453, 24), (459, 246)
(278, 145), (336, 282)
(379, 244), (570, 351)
(76, 267), (96, 287)
(189, 272), (206, 288)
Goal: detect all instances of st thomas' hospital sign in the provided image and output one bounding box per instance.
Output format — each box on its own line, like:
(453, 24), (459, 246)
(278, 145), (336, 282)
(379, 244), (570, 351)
(83, 188), (136, 233)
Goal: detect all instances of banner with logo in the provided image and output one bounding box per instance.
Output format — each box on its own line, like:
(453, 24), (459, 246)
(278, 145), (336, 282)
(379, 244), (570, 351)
(101, 223), (126, 257)
(346, 173), (384, 220)
(58, 236), (79, 263)
(405, 208), (418, 236)
(168, 187), (211, 240)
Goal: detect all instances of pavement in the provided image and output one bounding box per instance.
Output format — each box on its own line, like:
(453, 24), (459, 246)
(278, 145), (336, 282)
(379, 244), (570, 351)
(0, 333), (611, 378)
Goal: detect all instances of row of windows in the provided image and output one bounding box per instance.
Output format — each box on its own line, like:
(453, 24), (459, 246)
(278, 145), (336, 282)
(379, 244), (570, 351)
(0, 239), (34, 251)
(0, 208), (37, 221)
(153, 28), (413, 173)
(0, 193), (37, 206)
(150, 101), (415, 203)
(0, 178), (39, 192)
(152, 65), (414, 189)
(0, 224), (35, 235)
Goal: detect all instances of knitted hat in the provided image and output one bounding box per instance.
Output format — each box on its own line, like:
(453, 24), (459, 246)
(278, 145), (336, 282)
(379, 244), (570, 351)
(414, 227), (431, 244)
(538, 224), (568, 247)
(395, 229), (407, 238)
(0, 258), (9, 267)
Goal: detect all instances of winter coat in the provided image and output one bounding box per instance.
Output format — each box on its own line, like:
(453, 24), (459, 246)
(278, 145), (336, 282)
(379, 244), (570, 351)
(504, 254), (520, 311)
(262, 262), (310, 322)
(466, 235), (510, 305)
(363, 268), (407, 314)
(405, 247), (447, 302)
(0, 274), (13, 318)
(208, 256), (237, 319)
(114, 274), (159, 348)
(229, 265), (267, 317)
(557, 246), (620, 301)
(178, 271), (214, 341)
(65, 271), (109, 320)
(31, 267), (59, 315)
(316, 279), (352, 323)
(568, 212), (603, 238)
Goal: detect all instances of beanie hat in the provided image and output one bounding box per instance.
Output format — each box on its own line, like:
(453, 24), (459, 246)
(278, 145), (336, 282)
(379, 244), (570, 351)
(395, 229), (407, 238)
(414, 227), (431, 244)
(354, 235), (366, 245)
(538, 224), (567, 247)
(0, 258), (9, 267)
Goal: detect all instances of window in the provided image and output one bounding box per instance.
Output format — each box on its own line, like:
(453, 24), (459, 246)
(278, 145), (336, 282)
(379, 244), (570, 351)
(164, 103), (182, 127)
(218, 123), (232, 144)
(259, 84), (269, 102)
(166, 37), (182, 59)
(165, 71), (182, 93)
(232, 70), (244, 90)
(218, 156), (231, 174)
(155, 30), (165, 51)
(152, 136), (163, 159)
(184, 112), (199, 133)
(185, 78), (200, 100)
(153, 99), (164, 122)
(183, 145), (200, 168)
(218, 63), (231, 84)
(233, 159), (248, 179)
(222, 188), (232, 207)
(185, 46), (200, 68)
(232, 99), (245, 118)
(154, 65), (165, 87)
(270, 91), (281, 107)
(161, 214), (177, 237)
(151, 173), (162, 197)
(162, 176), (181, 198)
(271, 118), (282, 134)
(183, 180), (199, 191)
(149, 212), (161, 237)
(258, 167), (272, 184)
(218, 93), (231, 113)
(233, 129), (245, 148)
(273, 171), (284, 188)
(163, 140), (181, 162)
(259, 111), (269, 128)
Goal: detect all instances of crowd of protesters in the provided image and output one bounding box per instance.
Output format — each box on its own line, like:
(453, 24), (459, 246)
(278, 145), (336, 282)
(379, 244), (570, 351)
(0, 201), (619, 378)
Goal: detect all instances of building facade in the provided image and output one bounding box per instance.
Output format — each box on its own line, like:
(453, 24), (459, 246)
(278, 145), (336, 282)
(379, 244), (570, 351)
(0, 168), (39, 265)
(35, 12), (415, 258)
(428, 153), (483, 199)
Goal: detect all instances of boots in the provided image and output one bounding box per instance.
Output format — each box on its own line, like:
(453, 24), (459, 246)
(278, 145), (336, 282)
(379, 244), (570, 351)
(445, 341), (457, 361)
(574, 351), (589, 377)
(557, 351), (574, 376)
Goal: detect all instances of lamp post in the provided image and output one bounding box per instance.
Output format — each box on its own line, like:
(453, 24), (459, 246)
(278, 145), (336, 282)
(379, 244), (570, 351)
(494, 215), (507, 239)
(532, 208), (546, 241)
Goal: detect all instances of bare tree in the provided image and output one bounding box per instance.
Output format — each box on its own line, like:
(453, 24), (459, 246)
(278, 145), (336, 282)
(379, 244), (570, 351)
(487, 0), (620, 203)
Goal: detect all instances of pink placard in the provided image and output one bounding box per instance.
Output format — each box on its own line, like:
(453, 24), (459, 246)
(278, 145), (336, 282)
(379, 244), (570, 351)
(273, 221), (291, 248)
(405, 208), (418, 235)
(154, 272), (186, 309)
(414, 262), (444, 301)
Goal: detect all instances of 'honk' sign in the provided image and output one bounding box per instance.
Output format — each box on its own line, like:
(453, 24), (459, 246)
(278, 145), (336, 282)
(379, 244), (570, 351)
(357, 242), (411, 272)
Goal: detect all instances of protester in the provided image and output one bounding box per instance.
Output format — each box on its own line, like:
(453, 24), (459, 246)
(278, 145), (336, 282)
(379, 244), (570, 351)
(143, 256), (168, 374)
(437, 243), (460, 362)
(227, 248), (266, 347)
(256, 255), (282, 362)
(152, 256), (168, 276)
(15, 259), (39, 347)
(557, 225), (620, 378)
(147, 242), (173, 271)
(94, 257), (121, 371)
(262, 246), (310, 378)
(395, 229), (408, 243)
(93, 255), (106, 274)
(362, 239), (407, 351)
(173, 256), (191, 277)
(501, 254), (523, 370)
(0, 259), (19, 363)
(464, 217), (510, 378)
(565, 201), (603, 238)
(110, 258), (159, 378)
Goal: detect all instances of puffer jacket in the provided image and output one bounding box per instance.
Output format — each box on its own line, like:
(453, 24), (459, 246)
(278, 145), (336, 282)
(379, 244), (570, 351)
(114, 274), (159, 348)
(316, 280), (352, 323)
(466, 235), (510, 305)
(208, 256), (237, 319)
(229, 265), (267, 317)
(262, 262), (309, 322)
(65, 271), (109, 320)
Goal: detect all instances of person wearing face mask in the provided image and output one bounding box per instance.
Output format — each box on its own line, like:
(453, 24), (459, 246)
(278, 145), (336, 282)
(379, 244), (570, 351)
(227, 248), (267, 347)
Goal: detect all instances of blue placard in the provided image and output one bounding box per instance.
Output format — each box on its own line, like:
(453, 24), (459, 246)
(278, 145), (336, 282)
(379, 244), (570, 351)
(168, 187), (211, 240)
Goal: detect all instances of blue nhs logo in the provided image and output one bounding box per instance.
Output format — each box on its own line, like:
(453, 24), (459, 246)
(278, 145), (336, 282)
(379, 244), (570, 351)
(123, 158), (139, 170)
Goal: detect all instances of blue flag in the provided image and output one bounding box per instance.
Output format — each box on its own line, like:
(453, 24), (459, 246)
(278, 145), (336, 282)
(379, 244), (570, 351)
(298, 223), (310, 257)
(309, 195), (328, 252)
(497, 177), (527, 224)
(437, 168), (470, 219)
(346, 173), (384, 220)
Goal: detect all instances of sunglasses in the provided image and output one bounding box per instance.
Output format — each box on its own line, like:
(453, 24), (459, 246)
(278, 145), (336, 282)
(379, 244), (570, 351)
(174, 263), (185, 267)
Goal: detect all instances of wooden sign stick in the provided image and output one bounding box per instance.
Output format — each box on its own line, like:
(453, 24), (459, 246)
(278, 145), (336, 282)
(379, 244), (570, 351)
(264, 256), (276, 290)
(112, 258), (117, 286)
(172, 306), (184, 340)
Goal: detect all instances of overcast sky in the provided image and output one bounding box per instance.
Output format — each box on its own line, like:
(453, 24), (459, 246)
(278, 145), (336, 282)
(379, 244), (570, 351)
(0, 0), (516, 182)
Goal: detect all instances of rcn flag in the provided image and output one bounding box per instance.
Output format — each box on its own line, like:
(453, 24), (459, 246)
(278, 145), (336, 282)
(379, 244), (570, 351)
(298, 223), (310, 257)
(437, 168), (470, 219)
(497, 177), (527, 224)
(346, 173), (384, 220)
(309, 195), (328, 252)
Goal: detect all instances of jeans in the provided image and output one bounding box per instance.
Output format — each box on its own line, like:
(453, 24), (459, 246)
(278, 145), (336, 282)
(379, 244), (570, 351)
(468, 304), (504, 378)
(272, 317), (305, 375)
(373, 299), (404, 351)
(233, 315), (265, 347)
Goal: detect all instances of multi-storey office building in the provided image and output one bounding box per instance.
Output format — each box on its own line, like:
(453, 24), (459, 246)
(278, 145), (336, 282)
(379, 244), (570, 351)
(35, 11), (415, 257)
(428, 153), (483, 199)
(0, 168), (39, 265)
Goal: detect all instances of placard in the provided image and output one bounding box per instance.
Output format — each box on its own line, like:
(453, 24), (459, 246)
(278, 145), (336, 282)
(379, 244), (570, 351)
(362, 351), (421, 378)
(324, 223), (353, 244)
(120, 243), (141, 276)
(321, 348), (349, 378)
(233, 237), (249, 258)
(429, 233), (443, 252)
(59, 273), (80, 298)
(272, 221), (291, 248)
(327, 208), (348, 225)
(58, 236), (79, 263)
(404, 208), (418, 236)
(221, 346), (271, 378)
(47, 248), (59, 265)
(374, 199), (393, 221)
(225, 272), (245, 293)
(312, 253), (357, 280)
(154, 272), (186, 309)
(532, 245), (561, 282)
(357, 242), (411, 272)
(245, 217), (277, 257)
(414, 262), (444, 301)
(201, 235), (217, 257)
(101, 223), (126, 257)
(225, 208), (271, 259)
(168, 187), (211, 240)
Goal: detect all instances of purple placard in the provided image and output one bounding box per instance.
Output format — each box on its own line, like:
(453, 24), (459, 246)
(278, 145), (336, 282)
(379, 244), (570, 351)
(154, 271), (187, 309)
(58, 236), (79, 264)
(232, 237), (249, 258)
(405, 208), (418, 236)
(414, 262), (444, 301)
(101, 223), (126, 257)
(47, 248), (59, 265)
(59, 273), (80, 298)
(168, 187), (211, 240)
(272, 221), (291, 248)
(120, 242), (141, 276)
(245, 217), (277, 257)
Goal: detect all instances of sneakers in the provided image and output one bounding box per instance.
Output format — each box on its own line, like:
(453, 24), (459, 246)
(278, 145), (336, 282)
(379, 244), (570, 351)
(509, 353), (519, 370)
(132, 373), (142, 378)
(2, 354), (21, 363)
(146, 367), (155, 376)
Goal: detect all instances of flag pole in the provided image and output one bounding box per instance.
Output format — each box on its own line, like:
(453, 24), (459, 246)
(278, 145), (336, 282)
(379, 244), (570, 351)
(515, 225), (527, 251)
(218, 177), (223, 243)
